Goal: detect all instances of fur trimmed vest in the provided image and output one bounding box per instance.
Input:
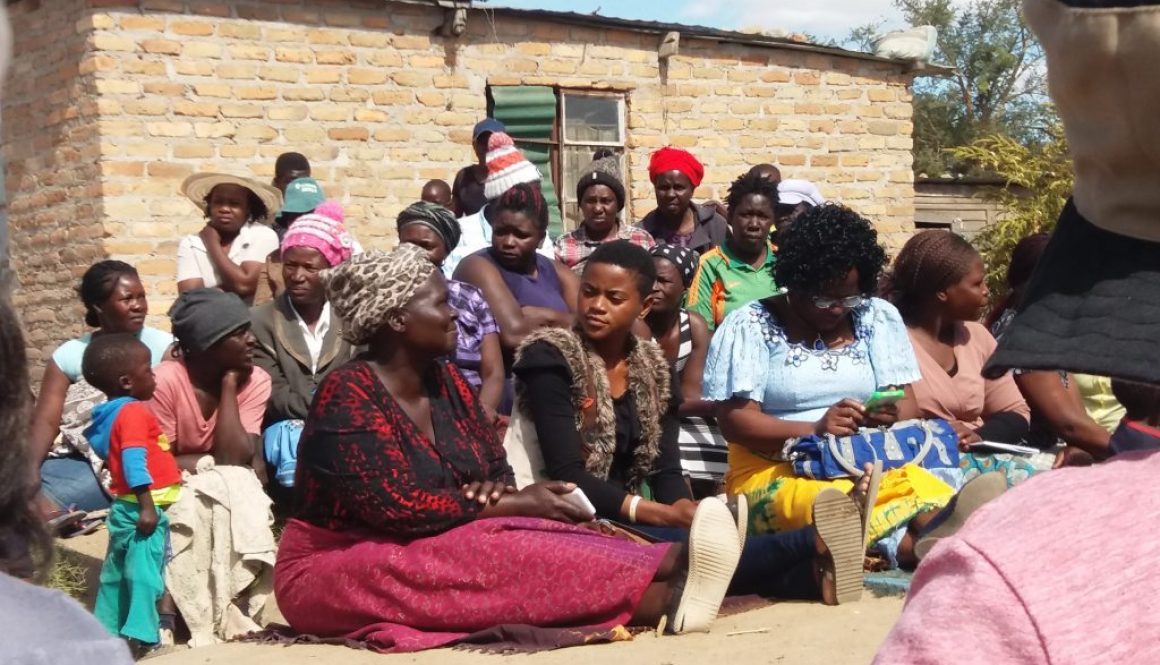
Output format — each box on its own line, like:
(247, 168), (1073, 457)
(513, 327), (671, 493)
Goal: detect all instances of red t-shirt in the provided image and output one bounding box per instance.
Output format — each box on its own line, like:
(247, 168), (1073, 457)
(106, 401), (183, 497)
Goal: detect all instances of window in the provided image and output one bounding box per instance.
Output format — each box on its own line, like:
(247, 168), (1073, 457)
(489, 86), (627, 236)
(559, 92), (626, 228)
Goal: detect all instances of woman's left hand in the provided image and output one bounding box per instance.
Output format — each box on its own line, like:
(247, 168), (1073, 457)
(864, 403), (899, 427)
(462, 480), (515, 505)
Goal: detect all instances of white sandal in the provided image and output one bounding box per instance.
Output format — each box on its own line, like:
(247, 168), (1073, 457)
(668, 497), (742, 633)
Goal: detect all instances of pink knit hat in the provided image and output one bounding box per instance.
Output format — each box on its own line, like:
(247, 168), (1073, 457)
(483, 131), (541, 200)
(281, 200), (354, 267)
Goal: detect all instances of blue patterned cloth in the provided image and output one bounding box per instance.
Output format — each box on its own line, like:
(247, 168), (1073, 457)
(703, 298), (923, 420)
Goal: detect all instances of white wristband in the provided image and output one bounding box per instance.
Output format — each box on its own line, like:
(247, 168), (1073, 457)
(628, 495), (642, 523)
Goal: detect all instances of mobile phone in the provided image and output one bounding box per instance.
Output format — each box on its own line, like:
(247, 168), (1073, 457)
(560, 488), (597, 518)
(864, 388), (905, 412)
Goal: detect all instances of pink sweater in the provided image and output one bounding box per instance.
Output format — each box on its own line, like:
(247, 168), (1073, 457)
(874, 449), (1160, 664)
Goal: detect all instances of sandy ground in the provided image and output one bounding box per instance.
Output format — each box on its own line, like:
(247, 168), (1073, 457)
(146, 596), (901, 665)
(60, 529), (902, 665)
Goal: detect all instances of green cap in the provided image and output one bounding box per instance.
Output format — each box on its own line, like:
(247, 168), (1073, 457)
(280, 177), (325, 215)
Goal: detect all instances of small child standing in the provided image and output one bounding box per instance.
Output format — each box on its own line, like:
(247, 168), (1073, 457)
(82, 333), (183, 650)
(1109, 379), (1160, 455)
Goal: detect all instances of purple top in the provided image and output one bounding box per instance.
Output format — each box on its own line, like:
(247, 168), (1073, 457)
(475, 249), (569, 313)
(447, 280), (499, 390)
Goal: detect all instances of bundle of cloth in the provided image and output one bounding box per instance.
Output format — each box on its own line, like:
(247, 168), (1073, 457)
(164, 457), (277, 646)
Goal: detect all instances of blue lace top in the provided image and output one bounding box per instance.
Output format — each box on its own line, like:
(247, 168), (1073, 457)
(702, 298), (922, 423)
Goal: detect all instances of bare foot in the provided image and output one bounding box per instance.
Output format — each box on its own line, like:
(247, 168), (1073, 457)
(848, 462), (875, 519)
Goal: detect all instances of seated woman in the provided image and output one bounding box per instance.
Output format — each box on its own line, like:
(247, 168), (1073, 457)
(554, 154), (654, 273)
(177, 173), (283, 305)
(396, 201), (504, 416)
(274, 244), (743, 651)
(454, 183), (579, 412)
(252, 209), (358, 490)
(512, 241), (872, 604)
(642, 244), (728, 498)
(30, 261), (173, 519)
(703, 205), (962, 570)
(687, 171), (780, 332)
(889, 230), (1039, 485)
(987, 233), (1113, 463)
(147, 289), (271, 479)
(640, 147), (728, 254)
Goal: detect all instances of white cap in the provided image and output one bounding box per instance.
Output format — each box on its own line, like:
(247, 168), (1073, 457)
(778, 179), (826, 207)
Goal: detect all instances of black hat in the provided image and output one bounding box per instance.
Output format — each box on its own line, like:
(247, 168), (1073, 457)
(985, 0), (1160, 383)
(984, 199), (1160, 383)
(575, 156), (625, 211)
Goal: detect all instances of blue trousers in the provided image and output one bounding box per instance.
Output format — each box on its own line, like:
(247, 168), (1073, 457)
(41, 455), (111, 512)
(635, 525), (820, 599)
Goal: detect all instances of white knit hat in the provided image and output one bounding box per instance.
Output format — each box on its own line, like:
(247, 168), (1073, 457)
(482, 131), (541, 201)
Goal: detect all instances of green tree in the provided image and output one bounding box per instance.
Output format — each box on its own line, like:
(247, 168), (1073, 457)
(946, 125), (1072, 294)
(849, 0), (1054, 176)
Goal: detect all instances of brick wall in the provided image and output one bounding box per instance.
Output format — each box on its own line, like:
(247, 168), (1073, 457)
(4, 0), (916, 372)
(5, 0), (107, 366)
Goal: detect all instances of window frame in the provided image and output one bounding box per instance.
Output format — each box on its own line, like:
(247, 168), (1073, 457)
(557, 90), (628, 231)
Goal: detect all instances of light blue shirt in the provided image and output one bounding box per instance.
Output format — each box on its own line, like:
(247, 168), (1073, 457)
(52, 327), (174, 383)
(444, 204), (555, 278)
(702, 298), (922, 422)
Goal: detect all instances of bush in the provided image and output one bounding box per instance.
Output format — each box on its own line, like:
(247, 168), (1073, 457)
(947, 125), (1072, 294)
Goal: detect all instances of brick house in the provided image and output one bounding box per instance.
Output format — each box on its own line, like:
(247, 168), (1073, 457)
(3, 0), (930, 368)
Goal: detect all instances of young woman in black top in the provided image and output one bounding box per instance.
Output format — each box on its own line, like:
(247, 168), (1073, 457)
(512, 241), (873, 604)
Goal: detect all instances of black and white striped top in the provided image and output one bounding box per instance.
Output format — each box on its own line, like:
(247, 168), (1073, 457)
(674, 309), (728, 482)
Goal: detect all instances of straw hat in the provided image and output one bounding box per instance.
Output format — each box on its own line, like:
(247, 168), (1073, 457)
(180, 173), (283, 224)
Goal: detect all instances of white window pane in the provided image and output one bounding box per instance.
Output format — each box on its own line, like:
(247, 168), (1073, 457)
(563, 94), (622, 144)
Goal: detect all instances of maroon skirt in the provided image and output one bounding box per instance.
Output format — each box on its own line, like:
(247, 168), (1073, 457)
(274, 517), (672, 652)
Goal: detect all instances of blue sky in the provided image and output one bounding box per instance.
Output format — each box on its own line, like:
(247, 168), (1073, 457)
(488, 0), (913, 44)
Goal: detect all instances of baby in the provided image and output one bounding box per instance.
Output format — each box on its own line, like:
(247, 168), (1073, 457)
(82, 333), (182, 650)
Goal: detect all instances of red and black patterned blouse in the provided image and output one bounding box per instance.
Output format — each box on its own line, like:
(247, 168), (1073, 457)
(292, 360), (514, 537)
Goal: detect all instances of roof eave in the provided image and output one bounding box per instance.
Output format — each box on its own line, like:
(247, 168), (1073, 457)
(475, 5), (955, 76)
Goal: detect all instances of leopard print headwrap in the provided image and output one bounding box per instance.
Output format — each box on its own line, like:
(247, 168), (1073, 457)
(321, 243), (437, 345)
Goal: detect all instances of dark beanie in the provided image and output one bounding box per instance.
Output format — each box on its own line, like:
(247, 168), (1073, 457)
(169, 288), (251, 354)
(576, 156), (626, 211)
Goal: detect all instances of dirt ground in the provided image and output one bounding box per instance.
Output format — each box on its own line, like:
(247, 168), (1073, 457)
(60, 530), (902, 665)
(146, 596), (902, 665)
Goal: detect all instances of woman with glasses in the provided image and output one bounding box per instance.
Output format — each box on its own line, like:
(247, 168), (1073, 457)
(703, 205), (960, 570)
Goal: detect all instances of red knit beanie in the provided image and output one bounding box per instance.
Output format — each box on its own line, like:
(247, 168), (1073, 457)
(483, 132), (541, 200)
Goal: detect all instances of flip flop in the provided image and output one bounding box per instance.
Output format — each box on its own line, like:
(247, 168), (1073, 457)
(813, 488), (865, 605)
(668, 497), (742, 634)
(45, 510), (87, 535)
(62, 516), (106, 538)
(913, 472), (1007, 561)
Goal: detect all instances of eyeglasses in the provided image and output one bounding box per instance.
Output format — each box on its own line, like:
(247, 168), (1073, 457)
(810, 295), (867, 310)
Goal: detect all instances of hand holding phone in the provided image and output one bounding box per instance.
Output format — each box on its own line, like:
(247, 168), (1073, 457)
(559, 487), (597, 519)
(864, 388), (905, 413)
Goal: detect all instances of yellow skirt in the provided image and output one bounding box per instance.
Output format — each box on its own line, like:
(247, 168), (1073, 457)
(725, 444), (956, 545)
